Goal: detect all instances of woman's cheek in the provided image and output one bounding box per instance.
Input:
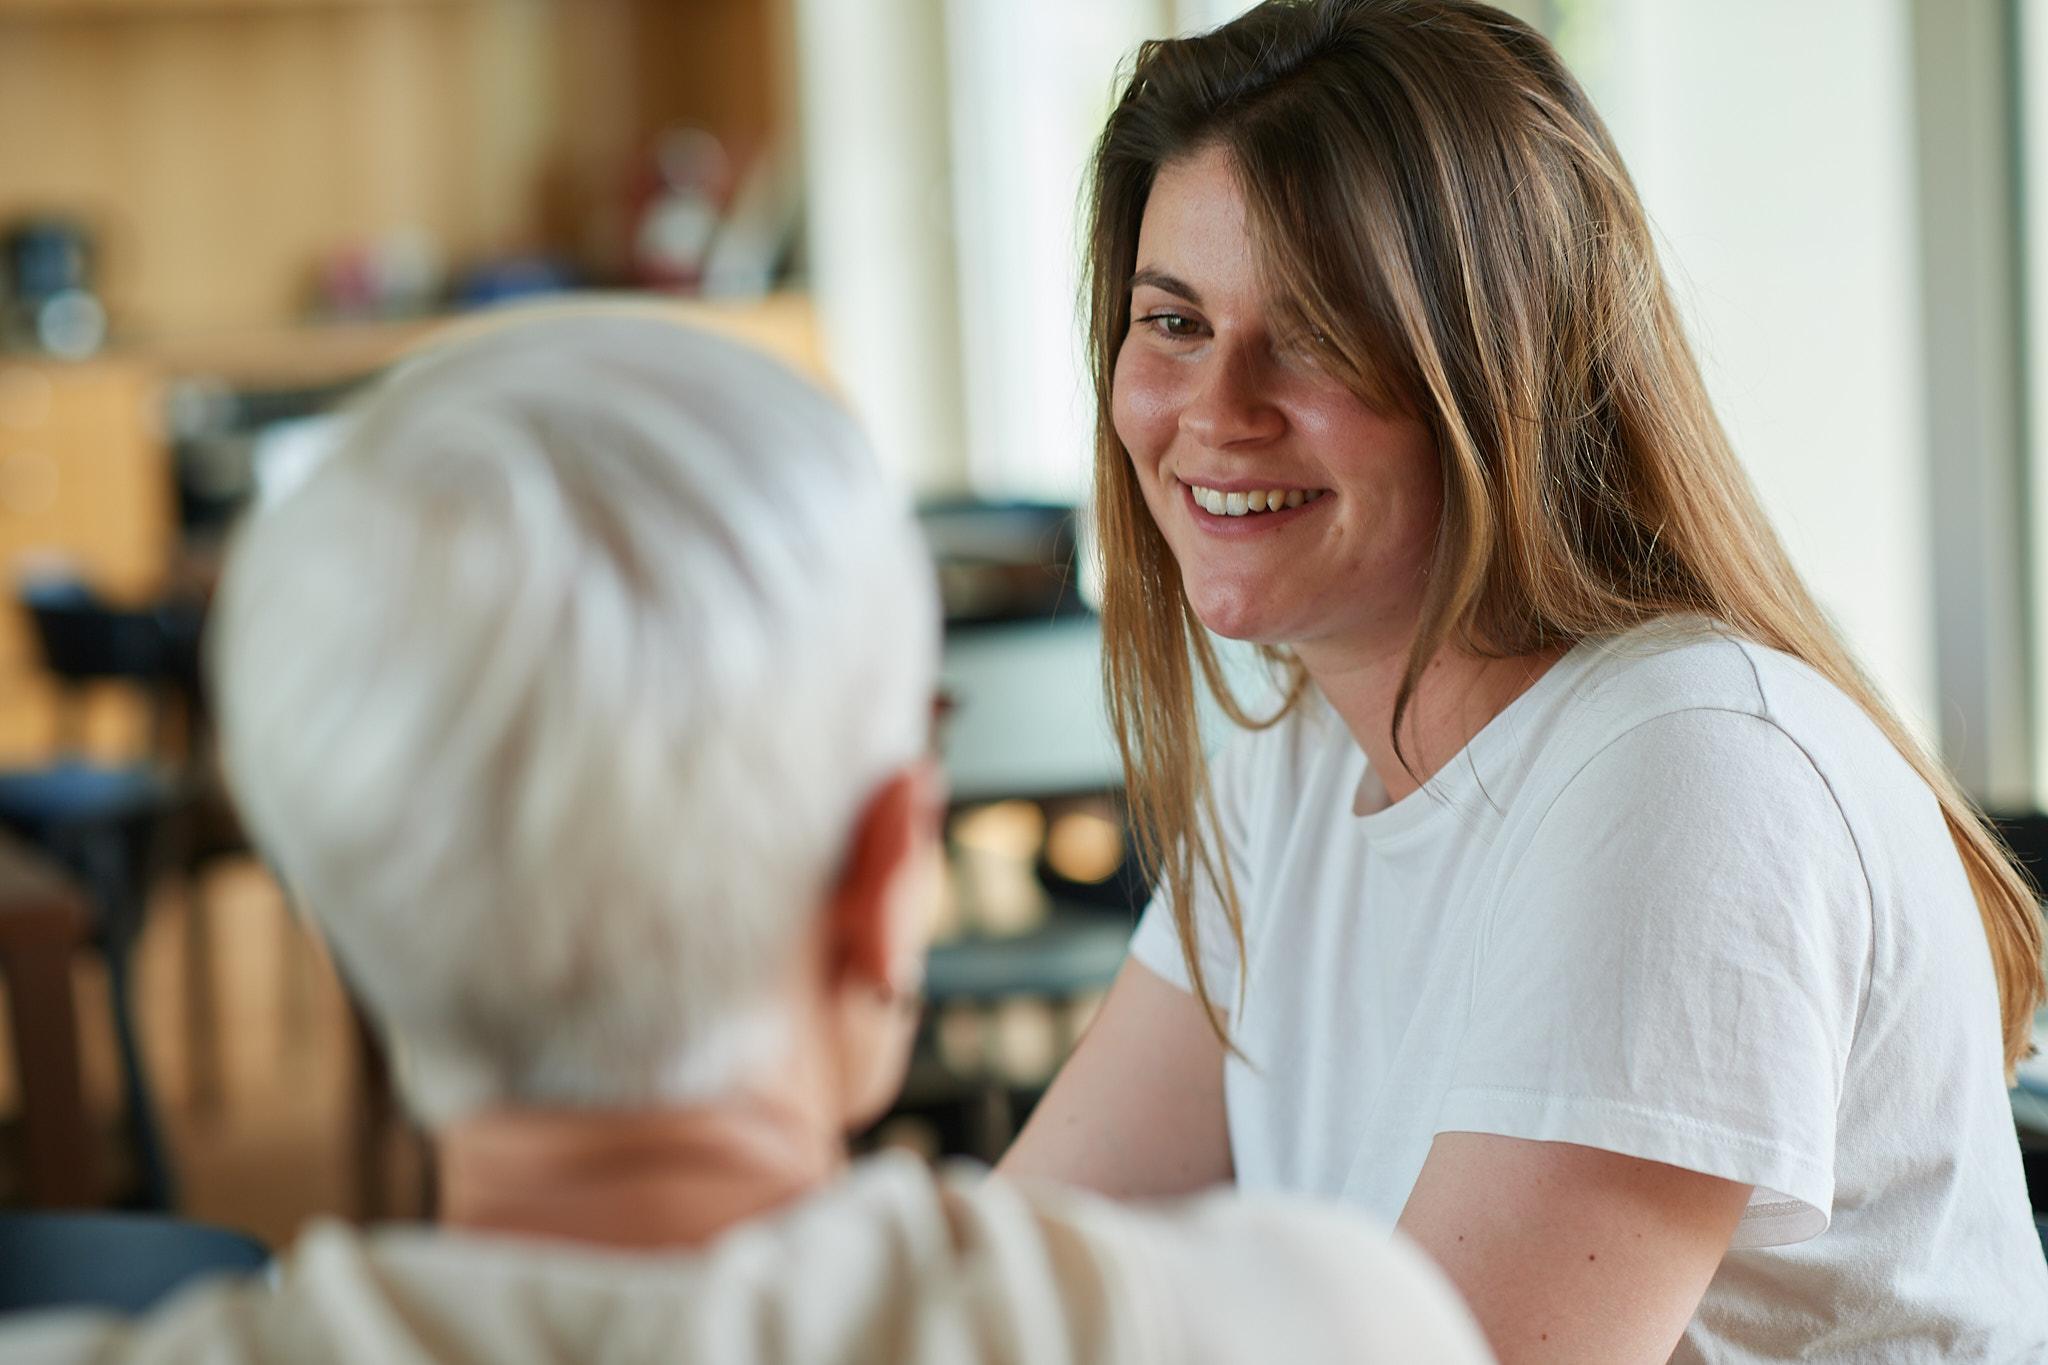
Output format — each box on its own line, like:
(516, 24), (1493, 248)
(1111, 342), (1176, 468)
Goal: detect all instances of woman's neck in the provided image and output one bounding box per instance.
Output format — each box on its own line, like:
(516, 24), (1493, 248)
(435, 1096), (846, 1252)
(1296, 628), (1568, 805)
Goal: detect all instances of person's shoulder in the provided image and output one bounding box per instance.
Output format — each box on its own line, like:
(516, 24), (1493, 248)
(1551, 619), (1916, 799)
(1559, 616), (1774, 728)
(1112, 1185), (1494, 1361)
(0, 1172), (968, 1365)
(0, 1236), (315, 1365)
(949, 1169), (1493, 1363)
(1563, 617), (1889, 737)
(0, 1167), (1492, 1365)
(0, 1310), (130, 1365)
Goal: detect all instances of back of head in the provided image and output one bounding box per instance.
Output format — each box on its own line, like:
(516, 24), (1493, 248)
(211, 312), (939, 1123)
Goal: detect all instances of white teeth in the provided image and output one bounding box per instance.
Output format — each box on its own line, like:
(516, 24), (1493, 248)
(1188, 482), (1324, 515)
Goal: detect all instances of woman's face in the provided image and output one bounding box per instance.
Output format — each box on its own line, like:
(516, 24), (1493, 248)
(1111, 144), (1441, 650)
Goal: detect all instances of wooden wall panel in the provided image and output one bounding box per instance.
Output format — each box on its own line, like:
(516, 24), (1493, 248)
(633, 0), (781, 157)
(0, 0), (785, 339)
(0, 5), (529, 335)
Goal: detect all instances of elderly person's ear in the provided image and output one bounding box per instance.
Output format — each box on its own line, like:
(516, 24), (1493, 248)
(823, 759), (944, 1127)
(825, 758), (945, 1000)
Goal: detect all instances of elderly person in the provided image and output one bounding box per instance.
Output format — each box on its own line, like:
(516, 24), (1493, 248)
(2, 314), (1488, 1364)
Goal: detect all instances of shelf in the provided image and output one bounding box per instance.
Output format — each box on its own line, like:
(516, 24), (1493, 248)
(124, 291), (822, 389)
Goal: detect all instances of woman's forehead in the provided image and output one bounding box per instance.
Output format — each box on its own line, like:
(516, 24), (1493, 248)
(1133, 147), (1266, 308)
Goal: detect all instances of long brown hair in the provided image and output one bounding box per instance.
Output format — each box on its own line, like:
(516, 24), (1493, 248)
(1088, 0), (2045, 1071)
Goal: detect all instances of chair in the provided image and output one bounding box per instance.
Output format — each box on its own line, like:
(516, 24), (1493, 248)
(0, 834), (100, 1207)
(0, 582), (207, 1209)
(0, 1212), (266, 1316)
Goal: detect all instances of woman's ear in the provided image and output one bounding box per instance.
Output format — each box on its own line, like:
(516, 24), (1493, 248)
(824, 759), (945, 996)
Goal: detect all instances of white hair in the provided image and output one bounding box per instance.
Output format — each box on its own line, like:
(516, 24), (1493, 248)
(210, 312), (939, 1124)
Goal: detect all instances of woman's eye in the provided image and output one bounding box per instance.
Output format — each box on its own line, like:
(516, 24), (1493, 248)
(1138, 312), (1202, 338)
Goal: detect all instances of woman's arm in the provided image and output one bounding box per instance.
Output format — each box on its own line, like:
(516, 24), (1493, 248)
(1398, 1132), (1751, 1364)
(998, 957), (1233, 1197)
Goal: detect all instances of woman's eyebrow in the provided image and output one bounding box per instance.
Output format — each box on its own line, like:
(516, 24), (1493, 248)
(1130, 268), (1202, 304)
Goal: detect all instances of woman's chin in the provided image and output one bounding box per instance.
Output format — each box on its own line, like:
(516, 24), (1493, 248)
(1184, 583), (1295, 645)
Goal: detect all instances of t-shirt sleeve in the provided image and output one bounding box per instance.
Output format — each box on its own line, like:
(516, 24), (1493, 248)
(1439, 706), (1871, 1248)
(1126, 735), (1256, 1005)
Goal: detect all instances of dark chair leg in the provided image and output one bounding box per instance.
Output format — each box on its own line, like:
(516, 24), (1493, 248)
(79, 815), (179, 1212)
(102, 942), (175, 1211)
(0, 798), (181, 1210)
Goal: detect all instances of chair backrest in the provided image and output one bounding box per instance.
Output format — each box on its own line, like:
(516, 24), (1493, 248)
(20, 590), (202, 694)
(0, 1212), (268, 1316)
(16, 582), (207, 758)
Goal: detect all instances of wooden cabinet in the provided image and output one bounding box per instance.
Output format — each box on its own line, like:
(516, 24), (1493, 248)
(0, 361), (169, 599)
(0, 359), (171, 761)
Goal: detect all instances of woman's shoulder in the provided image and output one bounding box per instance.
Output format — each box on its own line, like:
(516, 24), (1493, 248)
(1530, 618), (1936, 848)
(1561, 616), (1772, 724)
(1559, 619), (1897, 767)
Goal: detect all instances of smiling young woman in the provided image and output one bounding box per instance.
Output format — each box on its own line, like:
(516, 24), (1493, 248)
(999, 2), (2048, 1362)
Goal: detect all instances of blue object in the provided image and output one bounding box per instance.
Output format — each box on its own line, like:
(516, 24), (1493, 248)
(453, 258), (576, 308)
(0, 1213), (267, 1316)
(0, 764), (168, 829)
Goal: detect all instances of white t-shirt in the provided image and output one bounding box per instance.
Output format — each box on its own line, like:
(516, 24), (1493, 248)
(1131, 619), (2048, 1362)
(0, 1152), (1491, 1365)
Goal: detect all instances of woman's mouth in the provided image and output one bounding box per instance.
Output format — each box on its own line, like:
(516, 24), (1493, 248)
(1182, 480), (1329, 518)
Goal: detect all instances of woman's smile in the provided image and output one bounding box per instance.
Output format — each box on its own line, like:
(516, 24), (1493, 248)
(1178, 476), (1330, 536)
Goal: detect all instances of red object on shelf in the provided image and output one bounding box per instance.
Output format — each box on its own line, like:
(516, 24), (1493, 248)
(627, 127), (737, 292)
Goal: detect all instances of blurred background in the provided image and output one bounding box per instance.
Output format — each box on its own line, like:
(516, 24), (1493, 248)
(1, 0), (2047, 1253)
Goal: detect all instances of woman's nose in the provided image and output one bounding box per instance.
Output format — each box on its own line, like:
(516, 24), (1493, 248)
(1178, 342), (1284, 448)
